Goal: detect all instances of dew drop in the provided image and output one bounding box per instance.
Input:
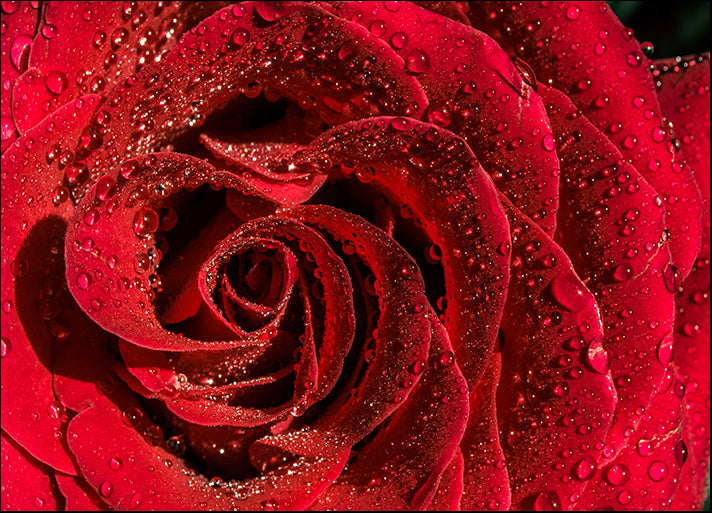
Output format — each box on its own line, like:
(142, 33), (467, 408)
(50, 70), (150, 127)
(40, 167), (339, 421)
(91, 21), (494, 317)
(542, 133), (556, 151)
(390, 31), (408, 49)
(548, 274), (588, 312)
(109, 457), (122, 470)
(605, 463), (630, 486)
(534, 491), (561, 511)
(1, 337), (11, 357)
(132, 206), (159, 237)
(76, 272), (91, 290)
(675, 440), (688, 466)
(405, 49), (429, 74)
(612, 263), (633, 282)
(100, 481), (113, 498)
(656, 334), (675, 365)
(647, 460), (668, 481)
(574, 457), (596, 480)
(439, 351), (454, 366)
(44, 70), (68, 95)
(95, 175), (116, 201)
(586, 338), (610, 373)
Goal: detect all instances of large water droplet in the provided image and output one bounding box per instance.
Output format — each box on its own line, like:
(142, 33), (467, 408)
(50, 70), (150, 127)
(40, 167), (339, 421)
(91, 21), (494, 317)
(647, 460), (668, 481)
(44, 70), (68, 95)
(405, 49), (429, 74)
(605, 463), (630, 486)
(132, 206), (159, 237)
(586, 338), (610, 373)
(548, 274), (588, 312)
(534, 491), (561, 511)
(575, 457), (596, 480)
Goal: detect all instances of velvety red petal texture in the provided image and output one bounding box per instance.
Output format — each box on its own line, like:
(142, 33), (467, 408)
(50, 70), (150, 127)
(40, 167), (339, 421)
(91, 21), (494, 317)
(542, 84), (676, 461)
(11, 2), (218, 134)
(1, 0), (38, 151)
(294, 116), (511, 387)
(309, 310), (467, 511)
(428, 450), (465, 511)
(656, 53), (710, 512)
(325, 1), (561, 234)
(1, 431), (62, 511)
(576, 367), (685, 510)
(75, 2), (428, 193)
(55, 472), (108, 511)
(459, 353), (510, 511)
(66, 386), (348, 511)
(470, 1), (703, 279)
(496, 195), (618, 510)
(1, 94), (99, 474)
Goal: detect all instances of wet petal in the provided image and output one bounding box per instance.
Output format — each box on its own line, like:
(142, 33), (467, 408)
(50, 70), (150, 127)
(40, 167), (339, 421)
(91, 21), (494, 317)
(576, 367), (685, 510)
(309, 310), (467, 510)
(1, 95), (99, 474)
(471, 1), (703, 277)
(292, 116), (511, 387)
(496, 196), (616, 510)
(543, 84), (675, 460)
(11, 2), (215, 133)
(328, 1), (560, 234)
(75, 2), (427, 195)
(1, 431), (61, 511)
(55, 472), (108, 511)
(460, 353), (511, 511)
(1, 0), (39, 151)
(427, 450), (465, 511)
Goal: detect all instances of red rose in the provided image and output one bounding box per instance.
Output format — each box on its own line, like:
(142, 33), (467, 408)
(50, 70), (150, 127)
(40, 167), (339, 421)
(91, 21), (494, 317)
(1, 1), (709, 511)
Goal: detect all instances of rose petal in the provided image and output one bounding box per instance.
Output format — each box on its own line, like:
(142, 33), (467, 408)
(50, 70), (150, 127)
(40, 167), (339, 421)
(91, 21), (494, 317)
(76, 2), (428, 193)
(55, 472), (108, 511)
(655, 54), (710, 206)
(66, 393), (348, 510)
(328, 1), (561, 234)
(257, 205), (432, 453)
(576, 366), (685, 510)
(64, 152), (269, 351)
(1, 0), (39, 151)
(1, 431), (61, 511)
(309, 310), (467, 511)
(201, 135), (328, 206)
(542, 84), (675, 460)
(460, 353), (511, 511)
(471, 1), (703, 278)
(292, 116), (511, 387)
(656, 53), (711, 512)
(427, 450), (465, 511)
(1, 94), (99, 474)
(496, 196), (617, 510)
(11, 2), (218, 133)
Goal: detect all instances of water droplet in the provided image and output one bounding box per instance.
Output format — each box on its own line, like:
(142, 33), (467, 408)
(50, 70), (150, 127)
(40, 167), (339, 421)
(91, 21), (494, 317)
(575, 457), (596, 480)
(657, 334), (675, 365)
(626, 51), (642, 68)
(1, 337), (11, 357)
(647, 460), (668, 481)
(369, 20), (386, 37)
(95, 175), (116, 201)
(44, 70), (68, 95)
(637, 439), (654, 457)
(534, 491), (561, 511)
(548, 274), (588, 312)
(605, 463), (630, 486)
(76, 272), (91, 290)
(100, 481), (114, 498)
(439, 351), (454, 366)
(41, 23), (57, 39)
(565, 5), (581, 20)
(232, 28), (249, 46)
(617, 490), (632, 505)
(109, 457), (122, 470)
(261, 498), (279, 510)
(612, 263), (633, 282)
(675, 440), (688, 465)
(10, 35), (32, 71)
(390, 31), (408, 49)
(411, 359), (426, 374)
(542, 133), (555, 151)
(405, 49), (429, 74)
(390, 117), (408, 131)
(132, 206), (159, 237)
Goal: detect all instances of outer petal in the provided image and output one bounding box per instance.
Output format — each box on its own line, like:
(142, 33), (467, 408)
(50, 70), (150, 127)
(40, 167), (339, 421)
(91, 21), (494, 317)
(576, 367), (685, 510)
(1, 430), (62, 511)
(496, 196), (616, 511)
(656, 53), (711, 511)
(1, 95), (99, 473)
(471, 1), (703, 278)
(1, 1), (39, 151)
(65, 385), (348, 511)
(459, 353), (511, 511)
(428, 450), (465, 511)
(55, 472), (108, 511)
(542, 85), (675, 462)
(11, 2), (219, 133)
(327, 1), (561, 234)
(74, 2), (428, 195)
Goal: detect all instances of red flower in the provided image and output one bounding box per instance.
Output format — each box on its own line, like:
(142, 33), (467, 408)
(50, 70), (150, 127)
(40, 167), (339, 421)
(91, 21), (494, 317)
(1, 2), (708, 510)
